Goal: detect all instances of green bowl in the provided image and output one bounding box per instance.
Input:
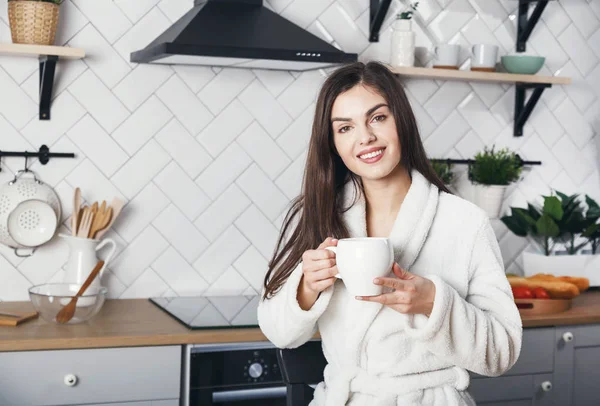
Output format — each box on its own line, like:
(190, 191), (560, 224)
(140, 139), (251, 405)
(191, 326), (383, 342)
(501, 55), (545, 74)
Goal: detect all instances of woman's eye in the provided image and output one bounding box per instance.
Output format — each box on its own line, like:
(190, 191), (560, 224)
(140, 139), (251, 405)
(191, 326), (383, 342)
(339, 126), (351, 133)
(372, 115), (385, 123)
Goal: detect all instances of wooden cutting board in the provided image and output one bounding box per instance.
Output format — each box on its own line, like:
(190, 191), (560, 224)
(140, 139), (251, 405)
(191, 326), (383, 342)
(515, 298), (572, 316)
(0, 312), (38, 327)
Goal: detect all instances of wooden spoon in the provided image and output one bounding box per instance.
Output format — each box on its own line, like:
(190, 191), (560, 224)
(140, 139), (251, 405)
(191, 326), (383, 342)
(95, 198), (125, 239)
(77, 207), (93, 238)
(56, 260), (104, 324)
(89, 204), (112, 239)
(72, 187), (81, 237)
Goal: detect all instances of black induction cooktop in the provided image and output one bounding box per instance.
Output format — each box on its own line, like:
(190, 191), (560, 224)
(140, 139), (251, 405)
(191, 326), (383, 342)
(149, 295), (260, 330)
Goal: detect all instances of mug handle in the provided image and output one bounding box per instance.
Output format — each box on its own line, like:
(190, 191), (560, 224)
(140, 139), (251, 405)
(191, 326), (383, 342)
(472, 45), (476, 55)
(324, 246), (342, 279)
(96, 237), (117, 276)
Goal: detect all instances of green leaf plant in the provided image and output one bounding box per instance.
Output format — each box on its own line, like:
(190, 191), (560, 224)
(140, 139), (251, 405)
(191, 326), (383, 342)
(501, 190), (600, 256)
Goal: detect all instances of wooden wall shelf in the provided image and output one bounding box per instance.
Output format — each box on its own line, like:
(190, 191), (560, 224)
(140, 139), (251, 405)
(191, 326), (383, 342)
(390, 66), (571, 86)
(0, 43), (86, 120)
(390, 66), (571, 136)
(0, 44), (85, 59)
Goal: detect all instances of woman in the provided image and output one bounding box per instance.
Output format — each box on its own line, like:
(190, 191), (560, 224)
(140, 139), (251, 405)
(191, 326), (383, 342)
(257, 61), (522, 406)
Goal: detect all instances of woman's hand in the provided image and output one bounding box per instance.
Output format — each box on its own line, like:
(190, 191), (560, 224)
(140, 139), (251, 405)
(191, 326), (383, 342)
(358, 263), (436, 317)
(297, 237), (338, 310)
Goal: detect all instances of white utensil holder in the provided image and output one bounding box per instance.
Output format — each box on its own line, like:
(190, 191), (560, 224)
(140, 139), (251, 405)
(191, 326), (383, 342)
(60, 233), (116, 305)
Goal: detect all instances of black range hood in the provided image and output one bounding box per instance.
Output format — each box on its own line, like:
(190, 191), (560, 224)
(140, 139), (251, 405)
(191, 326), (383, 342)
(130, 0), (358, 71)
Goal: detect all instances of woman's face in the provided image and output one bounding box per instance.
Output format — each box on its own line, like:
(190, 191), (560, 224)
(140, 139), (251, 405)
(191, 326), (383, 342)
(331, 84), (402, 181)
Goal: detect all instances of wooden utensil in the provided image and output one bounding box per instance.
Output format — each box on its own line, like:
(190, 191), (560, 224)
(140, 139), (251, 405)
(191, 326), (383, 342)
(0, 311), (38, 327)
(95, 198), (125, 239)
(55, 260), (104, 324)
(88, 202), (112, 239)
(0, 311), (22, 318)
(72, 187), (81, 237)
(77, 207), (93, 238)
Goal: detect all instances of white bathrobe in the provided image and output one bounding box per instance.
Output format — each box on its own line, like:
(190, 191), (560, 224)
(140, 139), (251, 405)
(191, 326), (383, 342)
(258, 169), (523, 406)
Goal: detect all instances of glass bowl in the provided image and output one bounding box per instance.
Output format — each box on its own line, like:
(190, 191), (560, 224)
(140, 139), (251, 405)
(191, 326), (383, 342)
(28, 283), (108, 325)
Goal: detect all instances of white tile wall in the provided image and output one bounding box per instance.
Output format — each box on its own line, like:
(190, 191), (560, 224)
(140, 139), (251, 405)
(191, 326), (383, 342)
(0, 0), (599, 300)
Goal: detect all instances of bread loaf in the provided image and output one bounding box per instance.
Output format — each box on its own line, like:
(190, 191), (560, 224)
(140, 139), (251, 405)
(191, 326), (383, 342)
(528, 273), (590, 293)
(507, 276), (580, 299)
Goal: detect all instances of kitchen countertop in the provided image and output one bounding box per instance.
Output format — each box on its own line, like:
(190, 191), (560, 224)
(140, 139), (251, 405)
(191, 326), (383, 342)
(1, 291), (600, 352)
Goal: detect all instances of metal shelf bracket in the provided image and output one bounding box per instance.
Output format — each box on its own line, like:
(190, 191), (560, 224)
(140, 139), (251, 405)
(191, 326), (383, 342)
(39, 55), (58, 120)
(369, 0), (392, 42)
(514, 82), (551, 136)
(517, 0), (549, 52)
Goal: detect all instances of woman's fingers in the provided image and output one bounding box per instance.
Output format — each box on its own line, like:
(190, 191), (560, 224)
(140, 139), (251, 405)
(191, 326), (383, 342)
(310, 276), (337, 292)
(305, 266), (338, 282)
(317, 237), (337, 250)
(304, 258), (336, 272)
(303, 248), (335, 262)
(374, 277), (408, 291)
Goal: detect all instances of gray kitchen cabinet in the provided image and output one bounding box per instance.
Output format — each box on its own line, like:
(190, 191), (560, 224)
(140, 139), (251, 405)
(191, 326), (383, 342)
(553, 324), (600, 406)
(0, 345), (181, 406)
(469, 327), (555, 405)
(468, 324), (600, 406)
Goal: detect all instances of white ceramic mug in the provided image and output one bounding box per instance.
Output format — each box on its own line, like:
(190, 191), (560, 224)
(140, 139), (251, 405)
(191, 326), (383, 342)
(471, 44), (499, 69)
(433, 44), (460, 68)
(326, 237), (394, 297)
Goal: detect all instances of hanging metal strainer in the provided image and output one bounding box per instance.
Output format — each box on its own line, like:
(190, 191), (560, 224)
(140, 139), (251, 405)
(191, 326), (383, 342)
(0, 170), (62, 256)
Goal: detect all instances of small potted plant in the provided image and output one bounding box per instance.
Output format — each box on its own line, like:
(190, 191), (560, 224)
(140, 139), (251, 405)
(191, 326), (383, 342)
(7, 0), (63, 46)
(469, 146), (522, 218)
(390, 2), (419, 67)
(431, 160), (454, 191)
(502, 191), (600, 286)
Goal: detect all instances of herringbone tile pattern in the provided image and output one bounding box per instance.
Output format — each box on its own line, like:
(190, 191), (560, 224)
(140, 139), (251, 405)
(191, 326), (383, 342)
(0, 0), (598, 300)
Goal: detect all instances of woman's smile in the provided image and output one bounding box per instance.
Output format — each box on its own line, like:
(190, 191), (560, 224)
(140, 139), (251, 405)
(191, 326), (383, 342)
(357, 146), (386, 164)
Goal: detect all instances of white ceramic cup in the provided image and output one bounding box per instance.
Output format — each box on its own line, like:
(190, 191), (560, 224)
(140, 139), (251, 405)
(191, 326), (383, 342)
(325, 237), (394, 297)
(433, 44), (460, 67)
(471, 44), (499, 69)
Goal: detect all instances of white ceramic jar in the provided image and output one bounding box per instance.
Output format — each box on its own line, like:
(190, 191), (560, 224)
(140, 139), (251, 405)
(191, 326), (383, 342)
(390, 18), (415, 67)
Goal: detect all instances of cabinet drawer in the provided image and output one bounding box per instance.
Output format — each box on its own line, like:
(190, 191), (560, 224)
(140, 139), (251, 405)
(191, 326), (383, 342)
(0, 345), (181, 406)
(468, 373), (553, 404)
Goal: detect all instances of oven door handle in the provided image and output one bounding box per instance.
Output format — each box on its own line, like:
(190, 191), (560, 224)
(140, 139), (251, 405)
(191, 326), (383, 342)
(212, 386), (287, 403)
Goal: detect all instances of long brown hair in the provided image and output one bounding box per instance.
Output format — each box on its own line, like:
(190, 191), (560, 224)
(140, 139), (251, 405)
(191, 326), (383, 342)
(262, 61), (450, 300)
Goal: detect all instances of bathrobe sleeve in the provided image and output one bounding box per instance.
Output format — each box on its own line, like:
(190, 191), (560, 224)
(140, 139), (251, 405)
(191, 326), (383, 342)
(257, 260), (334, 349)
(404, 217), (523, 377)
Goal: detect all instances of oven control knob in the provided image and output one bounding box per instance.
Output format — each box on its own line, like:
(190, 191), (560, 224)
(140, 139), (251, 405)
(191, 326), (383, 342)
(248, 362), (263, 379)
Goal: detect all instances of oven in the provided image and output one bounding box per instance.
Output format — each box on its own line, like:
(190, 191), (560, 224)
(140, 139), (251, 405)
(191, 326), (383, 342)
(183, 342), (287, 406)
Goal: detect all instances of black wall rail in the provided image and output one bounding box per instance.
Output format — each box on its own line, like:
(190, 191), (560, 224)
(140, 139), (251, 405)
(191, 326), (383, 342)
(431, 155), (542, 167)
(0, 145), (75, 171)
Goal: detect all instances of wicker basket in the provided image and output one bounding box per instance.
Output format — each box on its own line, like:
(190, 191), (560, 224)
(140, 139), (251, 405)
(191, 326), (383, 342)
(8, 1), (59, 46)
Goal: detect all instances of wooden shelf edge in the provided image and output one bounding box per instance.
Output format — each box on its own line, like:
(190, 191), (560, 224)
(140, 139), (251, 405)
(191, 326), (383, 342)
(0, 43), (85, 59)
(390, 66), (571, 86)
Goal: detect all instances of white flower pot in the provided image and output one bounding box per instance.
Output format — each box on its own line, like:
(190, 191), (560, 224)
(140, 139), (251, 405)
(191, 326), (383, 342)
(390, 19), (415, 67)
(523, 250), (600, 287)
(473, 184), (507, 218)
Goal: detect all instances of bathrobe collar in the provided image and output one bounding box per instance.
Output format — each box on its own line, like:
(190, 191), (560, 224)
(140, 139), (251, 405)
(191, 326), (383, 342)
(340, 168), (440, 271)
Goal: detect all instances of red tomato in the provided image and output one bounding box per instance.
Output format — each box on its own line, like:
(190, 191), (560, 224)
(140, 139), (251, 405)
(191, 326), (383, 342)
(512, 286), (534, 299)
(533, 287), (550, 299)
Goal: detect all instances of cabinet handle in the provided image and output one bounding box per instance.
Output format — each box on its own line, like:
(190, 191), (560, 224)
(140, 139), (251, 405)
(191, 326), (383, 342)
(64, 374), (78, 387)
(541, 381), (552, 392)
(562, 331), (574, 342)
